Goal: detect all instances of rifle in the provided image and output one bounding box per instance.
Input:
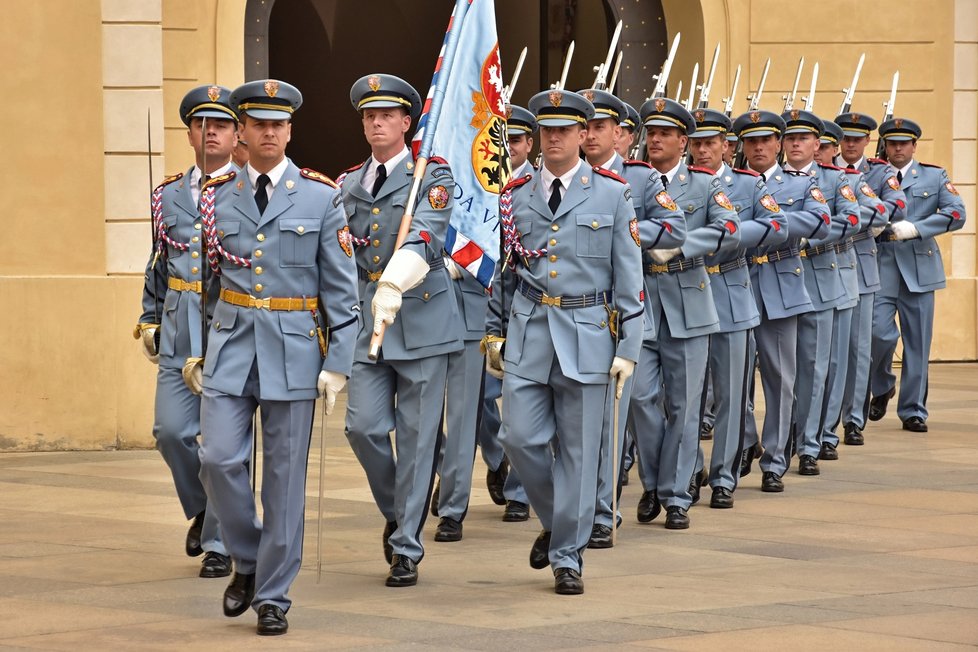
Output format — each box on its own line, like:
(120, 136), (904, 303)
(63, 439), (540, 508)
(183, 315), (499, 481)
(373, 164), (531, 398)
(697, 43), (720, 109)
(802, 62), (818, 112)
(783, 57), (804, 112)
(673, 80), (683, 103)
(630, 32), (681, 160)
(722, 64), (741, 117)
(683, 63), (698, 111)
(875, 71), (899, 160)
(592, 21), (623, 91)
(838, 53), (865, 115)
(733, 57), (770, 168)
(502, 46), (527, 104)
(535, 40), (576, 167)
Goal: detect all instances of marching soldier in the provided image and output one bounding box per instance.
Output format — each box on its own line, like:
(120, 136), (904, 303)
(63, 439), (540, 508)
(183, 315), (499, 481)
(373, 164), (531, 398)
(780, 110), (860, 477)
(135, 85), (238, 579)
(870, 118), (967, 432)
(735, 110), (828, 491)
(630, 98), (740, 530)
(833, 112), (906, 445)
(340, 74), (463, 587)
(687, 108), (787, 508)
(484, 89), (644, 594)
(197, 79), (360, 635)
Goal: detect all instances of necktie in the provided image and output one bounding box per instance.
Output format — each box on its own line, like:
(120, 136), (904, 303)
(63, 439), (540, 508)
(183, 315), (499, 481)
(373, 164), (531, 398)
(372, 164), (387, 197)
(661, 175), (669, 190)
(548, 178), (562, 214)
(847, 164), (856, 171)
(760, 172), (766, 183)
(897, 171), (903, 184)
(199, 173), (211, 188)
(255, 174), (270, 215)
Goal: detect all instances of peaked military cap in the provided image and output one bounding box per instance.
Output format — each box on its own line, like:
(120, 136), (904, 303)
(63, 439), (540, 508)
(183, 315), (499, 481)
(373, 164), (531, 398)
(351, 74), (422, 120)
(639, 97), (695, 134)
(620, 102), (639, 131)
(577, 88), (627, 123)
(732, 110), (785, 139)
(180, 85), (237, 125)
(230, 79), (302, 120)
(820, 120), (844, 146)
(780, 109), (824, 137)
(726, 130), (739, 143)
(688, 107), (732, 139)
(506, 104), (537, 135)
(528, 89), (594, 127)
(834, 112), (878, 138)
(879, 117), (921, 142)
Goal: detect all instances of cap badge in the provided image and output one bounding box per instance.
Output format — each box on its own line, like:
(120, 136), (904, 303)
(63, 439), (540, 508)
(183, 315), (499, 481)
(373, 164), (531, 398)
(207, 86), (221, 102)
(367, 75), (381, 92)
(583, 90), (595, 102)
(549, 90), (562, 108)
(790, 109), (800, 121)
(506, 105), (513, 119)
(655, 98), (666, 112)
(851, 114), (861, 123)
(894, 118), (904, 128)
(264, 80), (279, 98)
(749, 111), (761, 123)
(694, 109), (705, 123)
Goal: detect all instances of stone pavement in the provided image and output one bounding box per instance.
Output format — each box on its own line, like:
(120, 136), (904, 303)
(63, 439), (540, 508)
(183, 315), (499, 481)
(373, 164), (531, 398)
(1, 363), (977, 650)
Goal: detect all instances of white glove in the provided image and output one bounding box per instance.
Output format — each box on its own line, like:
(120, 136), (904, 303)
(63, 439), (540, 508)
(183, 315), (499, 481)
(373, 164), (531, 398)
(798, 237), (808, 249)
(182, 357), (204, 395)
(372, 249), (431, 334)
(444, 256), (463, 280)
(870, 224), (887, 238)
(890, 220), (919, 241)
(485, 340), (505, 379)
(317, 370), (347, 416)
(650, 247), (681, 264)
(140, 326), (159, 364)
(609, 356), (635, 399)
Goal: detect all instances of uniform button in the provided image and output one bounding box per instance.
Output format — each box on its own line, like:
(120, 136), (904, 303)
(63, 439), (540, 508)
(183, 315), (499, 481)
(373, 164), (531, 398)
(215, 321), (220, 329)
(699, 281), (705, 289)
(923, 191), (929, 197)
(795, 267), (801, 274)
(372, 207), (381, 215)
(191, 236), (199, 243)
(687, 205), (694, 212)
(591, 220), (599, 229)
(254, 249), (263, 258)
(373, 255), (381, 263)
(309, 329), (316, 337)
(551, 224), (559, 231)
(787, 199), (794, 205)
(550, 238), (557, 246)
(372, 223), (379, 231)
(191, 266), (199, 274)
(928, 250), (933, 256)
(255, 266), (263, 275)
(600, 321), (607, 328)
(297, 225), (305, 233)
(194, 223), (201, 231)
(549, 255), (557, 262)
(191, 251), (199, 259)
(257, 233), (265, 242)
(550, 270), (558, 278)
(423, 292), (430, 300)
(218, 230), (225, 237)
(830, 263), (836, 268)
(255, 283), (263, 292)
(373, 239), (381, 247)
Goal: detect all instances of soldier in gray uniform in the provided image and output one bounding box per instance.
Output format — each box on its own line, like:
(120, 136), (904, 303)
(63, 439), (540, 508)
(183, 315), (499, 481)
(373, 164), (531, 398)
(135, 85), (238, 579)
(735, 110), (829, 492)
(197, 79), (360, 635)
(630, 98), (740, 530)
(870, 118), (967, 432)
(780, 110), (860, 477)
(615, 102), (640, 159)
(687, 108), (788, 508)
(833, 112), (906, 445)
(485, 89), (644, 595)
(340, 74), (463, 588)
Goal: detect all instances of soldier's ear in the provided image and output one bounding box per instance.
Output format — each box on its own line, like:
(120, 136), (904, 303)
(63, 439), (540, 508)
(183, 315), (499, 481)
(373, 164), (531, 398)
(285, 121), (292, 143)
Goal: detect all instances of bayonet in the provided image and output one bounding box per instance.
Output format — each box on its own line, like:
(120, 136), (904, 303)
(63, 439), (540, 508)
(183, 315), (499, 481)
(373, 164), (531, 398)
(697, 43), (720, 109)
(592, 20), (623, 90)
(651, 32), (681, 98)
(608, 51), (623, 92)
(746, 57), (771, 111)
(503, 46), (527, 104)
(838, 52), (865, 115)
(674, 80), (683, 103)
(876, 71), (899, 159)
(722, 64), (741, 116)
(554, 40), (575, 90)
(684, 62), (699, 110)
(783, 57), (804, 112)
(802, 62), (818, 111)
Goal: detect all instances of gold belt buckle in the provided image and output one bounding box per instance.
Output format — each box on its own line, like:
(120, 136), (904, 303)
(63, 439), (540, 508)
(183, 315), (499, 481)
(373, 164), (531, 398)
(540, 293), (561, 307)
(651, 263), (669, 274)
(250, 296), (272, 310)
(754, 254), (769, 264)
(706, 264), (720, 274)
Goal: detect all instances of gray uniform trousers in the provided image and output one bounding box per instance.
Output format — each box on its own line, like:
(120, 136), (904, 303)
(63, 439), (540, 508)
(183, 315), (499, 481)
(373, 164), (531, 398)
(696, 330), (751, 489)
(842, 293), (875, 429)
(744, 314), (798, 476)
(794, 307), (836, 458)
(821, 305), (855, 448)
(199, 364), (315, 613)
(478, 374), (528, 503)
(500, 357), (608, 572)
(346, 354), (449, 561)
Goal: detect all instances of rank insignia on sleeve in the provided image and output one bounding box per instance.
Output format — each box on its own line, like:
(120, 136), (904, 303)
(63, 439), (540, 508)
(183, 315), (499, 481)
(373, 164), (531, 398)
(760, 194), (780, 212)
(629, 218), (641, 247)
(946, 181), (959, 195)
(810, 187), (827, 204)
(428, 185), (450, 209)
(840, 184), (857, 202)
(337, 225), (353, 258)
(887, 176), (901, 191)
(714, 191), (734, 210)
(655, 190), (677, 211)
(859, 183), (877, 198)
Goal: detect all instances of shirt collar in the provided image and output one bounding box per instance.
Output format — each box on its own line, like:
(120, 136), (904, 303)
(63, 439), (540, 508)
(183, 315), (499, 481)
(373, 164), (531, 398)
(190, 160), (234, 188)
(597, 152), (618, 172)
(785, 160), (815, 175)
(661, 160), (683, 185)
(371, 146), (410, 175)
(540, 158), (583, 192)
(246, 157), (289, 189)
(759, 163), (780, 181)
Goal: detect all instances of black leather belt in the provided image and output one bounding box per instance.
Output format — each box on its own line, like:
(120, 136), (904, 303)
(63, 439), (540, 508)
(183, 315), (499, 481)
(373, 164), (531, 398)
(706, 257), (748, 274)
(851, 230), (872, 243)
(645, 256), (705, 274)
(515, 277), (612, 309)
(750, 246), (799, 265)
(359, 256), (444, 282)
(833, 238), (854, 254)
(801, 243), (835, 258)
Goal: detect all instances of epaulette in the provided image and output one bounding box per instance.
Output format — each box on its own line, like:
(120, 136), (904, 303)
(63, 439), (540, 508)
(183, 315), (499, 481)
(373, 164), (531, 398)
(301, 168), (338, 188)
(919, 162), (943, 169)
(623, 159), (653, 168)
(867, 157), (888, 165)
(339, 162), (364, 175)
(733, 168), (759, 177)
(842, 167), (862, 175)
(202, 170), (236, 189)
(688, 165), (715, 175)
(428, 156), (449, 165)
(593, 167), (627, 184)
(503, 174), (532, 193)
(817, 162), (844, 171)
(154, 172), (183, 193)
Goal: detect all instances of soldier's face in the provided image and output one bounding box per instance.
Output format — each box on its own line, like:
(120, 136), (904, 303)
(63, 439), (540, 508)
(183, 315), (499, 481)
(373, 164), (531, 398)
(742, 135), (780, 172)
(723, 139), (736, 165)
(540, 125), (587, 171)
(689, 135), (726, 171)
(841, 134), (869, 164)
(187, 117), (236, 166)
(645, 126), (687, 169)
(814, 143), (839, 165)
(362, 108), (411, 152)
(583, 118), (620, 163)
(240, 116), (291, 169)
(885, 139), (916, 168)
(783, 133), (819, 167)
(508, 134), (533, 169)
(615, 128), (636, 157)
